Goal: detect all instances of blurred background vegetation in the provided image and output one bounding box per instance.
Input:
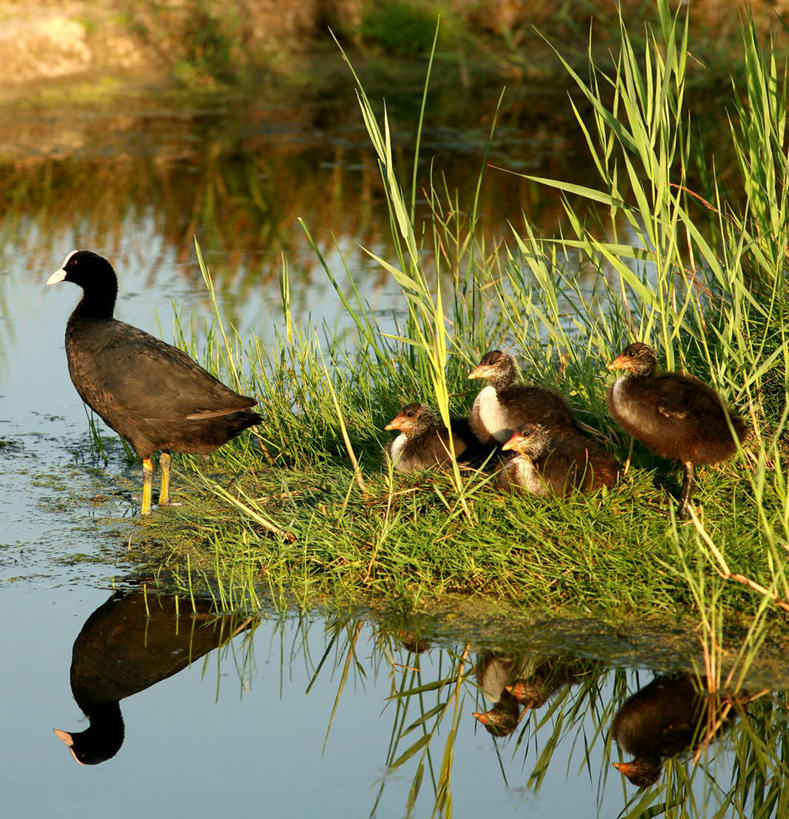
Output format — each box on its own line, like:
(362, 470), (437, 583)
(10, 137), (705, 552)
(0, 0), (787, 93)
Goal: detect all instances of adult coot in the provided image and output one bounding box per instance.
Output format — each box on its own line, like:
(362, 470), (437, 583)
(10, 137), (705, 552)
(467, 350), (577, 445)
(54, 588), (251, 765)
(607, 342), (749, 518)
(47, 250), (261, 515)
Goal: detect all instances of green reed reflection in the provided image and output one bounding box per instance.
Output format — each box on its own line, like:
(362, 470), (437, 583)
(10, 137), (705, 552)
(313, 616), (789, 818)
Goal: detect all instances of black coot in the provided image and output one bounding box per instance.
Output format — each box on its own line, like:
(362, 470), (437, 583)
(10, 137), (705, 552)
(54, 588), (251, 765)
(47, 250), (261, 515)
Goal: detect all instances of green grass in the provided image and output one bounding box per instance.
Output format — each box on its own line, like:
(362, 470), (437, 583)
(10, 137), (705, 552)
(134, 1), (789, 683)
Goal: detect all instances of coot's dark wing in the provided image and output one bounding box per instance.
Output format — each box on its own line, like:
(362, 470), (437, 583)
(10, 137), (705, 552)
(503, 385), (577, 429)
(94, 322), (255, 422)
(450, 418), (498, 466)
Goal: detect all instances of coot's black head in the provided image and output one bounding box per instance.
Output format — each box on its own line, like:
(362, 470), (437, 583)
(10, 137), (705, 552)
(607, 342), (658, 377)
(47, 250), (118, 319)
(468, 350), (517, 386)
(53, 723), (124, 766)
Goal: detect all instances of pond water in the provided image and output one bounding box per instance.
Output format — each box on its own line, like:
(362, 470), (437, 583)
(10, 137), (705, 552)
(4, 580), (788, 817)
(1, 72), (788, 816)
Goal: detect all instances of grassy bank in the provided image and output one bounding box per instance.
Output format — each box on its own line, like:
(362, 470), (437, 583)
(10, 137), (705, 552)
(136, 3), (787, 656)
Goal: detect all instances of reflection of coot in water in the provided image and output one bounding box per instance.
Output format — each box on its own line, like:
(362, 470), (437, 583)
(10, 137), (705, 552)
(506, 655), (595, 709)
(472, 691), (520, 737)
(473, 651), (596, 737)
(610, 674), (733, 788)
(54, 588), (251, 765)
(46, 250), (261, 515)
(472, 652), (533, 738)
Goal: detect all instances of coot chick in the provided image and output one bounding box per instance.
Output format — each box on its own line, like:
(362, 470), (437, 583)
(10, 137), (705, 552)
(385, 403), (489, 472)
(607, 342), (749, 518)
(506, 656), (595, 709)
(468, 350), (576, 446)
(497, 423), (620, 496)
(47, 250), (262, 515)
(472, 651), (531, 737)
(472, 693), (521, 737)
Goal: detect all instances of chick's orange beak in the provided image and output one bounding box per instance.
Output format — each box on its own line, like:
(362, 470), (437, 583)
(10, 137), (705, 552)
(612, 761), (633, 775)
(607, 353), (629, 371)
(502, 432), (522, 451)
(384, 417), (402, 431)
(468, 364), (490, 380)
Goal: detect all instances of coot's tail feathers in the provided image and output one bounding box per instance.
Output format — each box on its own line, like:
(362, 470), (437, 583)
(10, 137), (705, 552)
(226, 409), (263, 435)
(733, 414), (751, 444)
(190, 409), (262, 451)
(186, 399), (257, 420)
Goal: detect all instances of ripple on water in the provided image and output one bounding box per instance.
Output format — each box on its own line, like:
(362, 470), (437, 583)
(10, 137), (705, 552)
(0, 418), (136, 588)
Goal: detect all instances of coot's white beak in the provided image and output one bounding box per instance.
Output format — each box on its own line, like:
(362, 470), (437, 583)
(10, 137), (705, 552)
(53, 728), (85, 766)
(53, 729), (74, 747)
(47, 250), (78, 285)
(46, 268), (66, 285)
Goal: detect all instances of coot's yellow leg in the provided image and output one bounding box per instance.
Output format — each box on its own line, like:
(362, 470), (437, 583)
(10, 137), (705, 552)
(141, 458), (154, 516)
(159, 451), (171, 506)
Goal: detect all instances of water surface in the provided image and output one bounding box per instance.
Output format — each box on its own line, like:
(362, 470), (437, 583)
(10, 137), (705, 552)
(1, 75), (788, 817)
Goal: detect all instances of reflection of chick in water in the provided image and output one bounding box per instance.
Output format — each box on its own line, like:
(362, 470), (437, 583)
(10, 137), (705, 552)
(611, 675), (735, 788)
(392, 631), (431, 655)
(472, 652), (532, 737)
(54, 588), (252, 765)
(473, 652), (596, 737)
(506, 656), (594, 709)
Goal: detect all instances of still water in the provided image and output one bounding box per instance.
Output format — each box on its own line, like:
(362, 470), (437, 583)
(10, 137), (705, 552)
(4, 579), (786, 817)
(1, 76), (788, 816)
